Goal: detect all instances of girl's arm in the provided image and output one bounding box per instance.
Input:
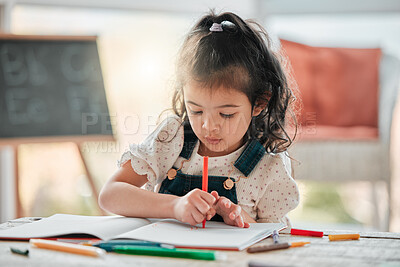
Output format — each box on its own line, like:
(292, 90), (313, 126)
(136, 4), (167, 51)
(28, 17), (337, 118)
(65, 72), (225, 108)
(98, 160), (216, 226)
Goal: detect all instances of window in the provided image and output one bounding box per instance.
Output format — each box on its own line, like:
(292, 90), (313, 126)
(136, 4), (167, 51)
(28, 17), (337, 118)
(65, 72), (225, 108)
(12, 5), (192, 216)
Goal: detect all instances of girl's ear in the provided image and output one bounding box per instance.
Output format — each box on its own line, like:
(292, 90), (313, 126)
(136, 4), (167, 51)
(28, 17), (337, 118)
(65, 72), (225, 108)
(252, 93), (270, 117)
(252, 105), (264, 117)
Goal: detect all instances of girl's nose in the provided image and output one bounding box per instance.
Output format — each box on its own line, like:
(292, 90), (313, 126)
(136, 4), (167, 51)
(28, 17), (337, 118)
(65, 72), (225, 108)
(202, 114), (219, 133)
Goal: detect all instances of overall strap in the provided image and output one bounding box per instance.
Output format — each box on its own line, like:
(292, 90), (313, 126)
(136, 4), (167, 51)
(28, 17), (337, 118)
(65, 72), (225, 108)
(234, 139), (266, 177)
(179, 121), (198, 160)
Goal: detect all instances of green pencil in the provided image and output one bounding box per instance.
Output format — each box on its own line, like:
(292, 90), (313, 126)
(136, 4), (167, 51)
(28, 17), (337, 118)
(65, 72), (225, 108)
(112, 245), (224, 261)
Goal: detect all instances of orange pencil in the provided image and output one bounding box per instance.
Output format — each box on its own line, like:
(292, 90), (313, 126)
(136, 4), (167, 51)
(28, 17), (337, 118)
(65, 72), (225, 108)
(329, 234), (360, 241)
(202, 156), (209, 228)
(30, 238), (105, 257)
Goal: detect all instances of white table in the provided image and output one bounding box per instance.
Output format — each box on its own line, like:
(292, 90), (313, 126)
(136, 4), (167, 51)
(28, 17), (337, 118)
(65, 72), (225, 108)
(1, 218), (400, 267)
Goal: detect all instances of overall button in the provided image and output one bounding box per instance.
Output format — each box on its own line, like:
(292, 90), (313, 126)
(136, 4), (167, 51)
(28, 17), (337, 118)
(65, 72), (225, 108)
(223, 178), (234, 190)
(167, 169), (177, 180)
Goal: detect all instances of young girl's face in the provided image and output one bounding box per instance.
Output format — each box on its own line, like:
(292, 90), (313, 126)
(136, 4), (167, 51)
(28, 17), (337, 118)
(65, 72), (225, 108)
(184, 79), (261, 157)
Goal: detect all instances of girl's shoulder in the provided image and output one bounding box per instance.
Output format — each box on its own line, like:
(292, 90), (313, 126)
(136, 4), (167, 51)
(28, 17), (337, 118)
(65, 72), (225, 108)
(145, 115), (184, 144)
(119, 115), (185, 187)
(259, 150), (292, 177)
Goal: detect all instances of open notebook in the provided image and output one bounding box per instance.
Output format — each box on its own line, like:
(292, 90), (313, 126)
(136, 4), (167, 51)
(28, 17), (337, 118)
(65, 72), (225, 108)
(0, 214), (286, 251)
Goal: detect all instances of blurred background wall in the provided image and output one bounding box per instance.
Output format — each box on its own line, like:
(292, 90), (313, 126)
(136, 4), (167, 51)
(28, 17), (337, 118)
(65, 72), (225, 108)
(0, 0), (399, 231)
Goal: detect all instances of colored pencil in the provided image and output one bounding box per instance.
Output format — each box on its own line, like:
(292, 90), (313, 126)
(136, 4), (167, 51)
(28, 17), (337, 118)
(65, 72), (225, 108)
(291, 228), (323, 237)
(113, 245), (221, 261)
(202, 156), (209, 228)
(329, 234), (360, 241)
(30, 239), (105, 257)
(247, 242), (310, 253)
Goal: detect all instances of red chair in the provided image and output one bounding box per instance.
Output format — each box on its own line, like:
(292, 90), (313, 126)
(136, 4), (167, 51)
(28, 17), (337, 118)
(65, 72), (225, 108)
(282, 39), (400, 231)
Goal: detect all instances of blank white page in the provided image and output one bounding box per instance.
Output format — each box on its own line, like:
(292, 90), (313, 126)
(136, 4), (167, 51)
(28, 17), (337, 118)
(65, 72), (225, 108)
(0, 214), (151, 240)
(114, 219), (286, 250)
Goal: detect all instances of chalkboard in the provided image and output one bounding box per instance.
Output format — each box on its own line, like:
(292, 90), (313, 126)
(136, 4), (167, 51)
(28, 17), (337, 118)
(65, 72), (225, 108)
(0, 35), (113, 143)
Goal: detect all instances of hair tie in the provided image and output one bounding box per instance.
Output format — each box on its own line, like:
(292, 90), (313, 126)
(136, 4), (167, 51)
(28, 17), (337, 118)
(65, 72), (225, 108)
(209, 23), (223, 32)
(209, 21), (236, 32)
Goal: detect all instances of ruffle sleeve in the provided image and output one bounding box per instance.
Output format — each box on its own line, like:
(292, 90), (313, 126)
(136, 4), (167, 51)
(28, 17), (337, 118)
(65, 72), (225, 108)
(118, 115), (184, 191)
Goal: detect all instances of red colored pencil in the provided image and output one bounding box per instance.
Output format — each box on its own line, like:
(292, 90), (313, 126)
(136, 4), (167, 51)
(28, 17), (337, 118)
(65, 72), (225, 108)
(291, 228), (323, 237)
(202, 156), (209, 228)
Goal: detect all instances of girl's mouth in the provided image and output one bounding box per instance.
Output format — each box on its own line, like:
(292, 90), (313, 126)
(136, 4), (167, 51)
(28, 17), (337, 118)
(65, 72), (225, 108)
(205, 137), (222, 145)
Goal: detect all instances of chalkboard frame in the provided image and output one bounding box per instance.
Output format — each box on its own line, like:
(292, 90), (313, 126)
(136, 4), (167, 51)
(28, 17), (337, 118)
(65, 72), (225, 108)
(0, 34), (115, 146)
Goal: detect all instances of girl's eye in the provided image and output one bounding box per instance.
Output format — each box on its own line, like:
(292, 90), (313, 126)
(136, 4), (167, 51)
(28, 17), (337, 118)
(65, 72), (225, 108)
(220, 113), (235, 118)
(189, 110), (203, 115)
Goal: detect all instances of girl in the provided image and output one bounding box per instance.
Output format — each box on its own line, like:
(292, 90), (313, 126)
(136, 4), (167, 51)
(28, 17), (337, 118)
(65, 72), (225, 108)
(99, 11), (299, 228)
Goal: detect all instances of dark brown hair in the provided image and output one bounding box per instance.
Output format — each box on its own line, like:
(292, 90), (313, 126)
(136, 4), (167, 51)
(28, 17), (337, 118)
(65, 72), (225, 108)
(171, 11), (298, 153)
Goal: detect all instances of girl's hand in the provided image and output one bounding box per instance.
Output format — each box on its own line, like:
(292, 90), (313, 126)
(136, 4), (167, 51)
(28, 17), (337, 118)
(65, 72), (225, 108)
(211, 191), (250, 228)
(172, 188), (216, 226)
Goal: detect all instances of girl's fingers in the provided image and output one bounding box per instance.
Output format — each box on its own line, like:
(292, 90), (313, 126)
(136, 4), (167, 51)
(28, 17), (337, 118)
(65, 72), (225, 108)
(224, 199), (231, 208)
(235, 215), (244, 228)
(206, 207), (216, 220)
(217, 197), (231, 209)
(227, 212), (244, 227)
(209, 207), (216, 216)
(210, 191), (219, 201)
(227, 206), (242, 223)
(199, 191), (216, 206)
(191, 208), (205, 224)
(202, 195), (249, 228)
(229, 206), (240, 217)
(194, 199), (211, 215)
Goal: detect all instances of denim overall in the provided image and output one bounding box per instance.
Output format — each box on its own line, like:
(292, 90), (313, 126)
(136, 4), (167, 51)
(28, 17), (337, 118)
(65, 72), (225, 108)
(158, 122), (266, 221)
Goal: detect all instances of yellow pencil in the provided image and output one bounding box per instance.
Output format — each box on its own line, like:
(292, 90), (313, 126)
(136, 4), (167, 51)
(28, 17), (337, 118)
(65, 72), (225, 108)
(30, 239), (105, 257)
(328, 234), (360, 241)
